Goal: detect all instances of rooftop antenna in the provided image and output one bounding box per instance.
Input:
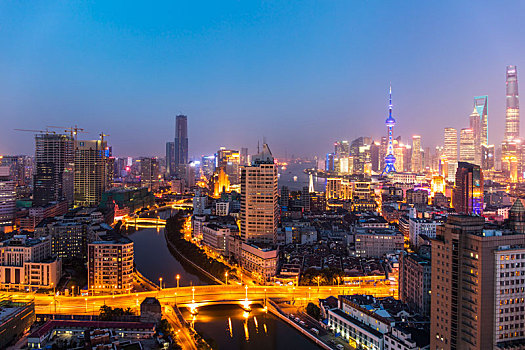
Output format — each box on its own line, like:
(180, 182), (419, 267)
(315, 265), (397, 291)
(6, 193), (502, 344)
(257, 140), (260, 154)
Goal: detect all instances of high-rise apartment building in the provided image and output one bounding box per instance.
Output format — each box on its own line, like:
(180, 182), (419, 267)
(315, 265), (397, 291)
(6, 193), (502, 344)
(87, 234), (134, 293)
(33, 133), (74, 206)
(430, 215), (525, 350)
(175, 115), (188, 166)
(140, 157), (159, 191)
(165, 141), (175, 175)
(505, 65), (519, 141)
(411, 135), (422, 173)
(453, 162), (483, 215)
(443, 128), (458, 182)
(459, 128), (475, 163)
(0, 167), (16, 226)
(240, 144), (278, 244)
(74, 140), (107, 207)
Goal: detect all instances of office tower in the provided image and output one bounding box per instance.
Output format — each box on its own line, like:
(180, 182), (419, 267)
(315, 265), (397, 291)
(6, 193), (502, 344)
(474, 95), (488, 146)
(370, 141), (380, 172)
(301, 186), (311, 211)
(505, 65), (519, 141)
(399, 251), (431, 317)
(444, 127), (458, 182)
(325, 153), (335, 172)
(502, 140), (519, 182)
(452, 162), (483, 215)
(88, 234), (134, 293)
(165, 141), (175, 175)
(334, 140), (350, 157)
(279, 186), (289, 207)
(216, 148), (241, 184)
(74, 140), (107, 207)
(382, 85), (396, 174)
(240, 147), (249, 165)
(481, 144), (495, 170)
(140, 157), (159, 191)
(33, 133), (74, 206)
(175, 115), (188, 166)
(509, 198), (525, 233)
(469, 107), (482, 165)
(200, 155), (215, 178)
(459, 128), (475, 163)
(0, 167), (16, 226)
(240, 144), (278, 244)
(411, 135), (422, 173)
(430, 215), (525, 350)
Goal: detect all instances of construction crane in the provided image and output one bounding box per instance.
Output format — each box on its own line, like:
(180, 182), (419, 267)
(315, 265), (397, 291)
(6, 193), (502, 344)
(99, 132), (110, 144)
(14, 128), (56, 134)
(46, 125), (87, 141)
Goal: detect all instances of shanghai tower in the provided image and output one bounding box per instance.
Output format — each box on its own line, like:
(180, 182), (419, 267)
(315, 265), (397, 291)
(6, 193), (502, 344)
(505, 65), (519, 141)
(175, 115), (188, 166)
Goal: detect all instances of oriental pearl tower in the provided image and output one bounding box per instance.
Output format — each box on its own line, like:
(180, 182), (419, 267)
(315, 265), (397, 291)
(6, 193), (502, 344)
(382, 85), (396, 175)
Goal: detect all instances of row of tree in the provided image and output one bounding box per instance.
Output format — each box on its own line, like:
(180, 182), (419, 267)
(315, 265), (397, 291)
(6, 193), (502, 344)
(165, 213), (232, 282)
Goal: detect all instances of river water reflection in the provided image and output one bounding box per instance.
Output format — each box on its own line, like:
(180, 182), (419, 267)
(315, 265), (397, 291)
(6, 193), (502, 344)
(182, 304), (321, 350)
(127, 227), (209, 287)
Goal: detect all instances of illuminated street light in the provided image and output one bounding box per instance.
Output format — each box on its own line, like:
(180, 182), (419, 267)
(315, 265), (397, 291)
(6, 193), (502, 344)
(159, 277), (163, 290)
(225, 272), (228, 285)
(176, 274), (180, 289)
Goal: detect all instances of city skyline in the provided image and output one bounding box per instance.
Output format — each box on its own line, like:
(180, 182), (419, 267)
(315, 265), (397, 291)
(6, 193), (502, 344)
(1, 1), (524, 158)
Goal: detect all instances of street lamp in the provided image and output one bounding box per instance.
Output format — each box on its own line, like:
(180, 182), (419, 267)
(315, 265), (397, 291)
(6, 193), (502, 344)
(225, 272), (228, 285)
(176, 274), (180, 289)
(159, 277), (163, 290)
(316, 276), (321, 293)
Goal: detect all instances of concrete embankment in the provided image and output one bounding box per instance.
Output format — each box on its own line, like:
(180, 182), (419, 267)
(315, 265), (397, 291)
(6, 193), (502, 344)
(163, 230), (224, 285)
(267, 300), (331, 350)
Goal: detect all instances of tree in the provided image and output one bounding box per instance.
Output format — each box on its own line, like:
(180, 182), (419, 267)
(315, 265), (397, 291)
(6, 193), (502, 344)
(306, 302), (321, 320)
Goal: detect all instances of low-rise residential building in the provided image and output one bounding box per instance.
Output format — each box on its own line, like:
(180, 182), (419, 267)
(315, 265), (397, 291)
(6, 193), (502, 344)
(0, 300), (35, 349)
(408, 218), (439, 248)
(202, 223), (230, 256)
(87, 233), (134, 293)
(240, 243), (278, 282)
(353, 228), (404, 258)
(384, 325), (430, 350)
(399, 252), (431, 317)
(0, 236), (61, 290)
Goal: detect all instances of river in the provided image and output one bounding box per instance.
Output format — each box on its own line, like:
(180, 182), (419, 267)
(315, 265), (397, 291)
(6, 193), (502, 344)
(182, 304), (321, 350)
(278, 161), (325, 192)
(129, 226), (321, 349)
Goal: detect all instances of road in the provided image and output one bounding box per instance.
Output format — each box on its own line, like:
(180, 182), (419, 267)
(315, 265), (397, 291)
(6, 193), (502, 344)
(4, 283), (397, 316)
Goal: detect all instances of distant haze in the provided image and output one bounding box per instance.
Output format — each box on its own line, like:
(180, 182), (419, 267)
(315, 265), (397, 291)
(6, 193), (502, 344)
(0, 1), (524, 158)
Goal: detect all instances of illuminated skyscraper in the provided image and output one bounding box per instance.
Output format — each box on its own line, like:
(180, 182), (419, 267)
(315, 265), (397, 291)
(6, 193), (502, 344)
(174, 115), (188, 173)
(469, 107), (482, 165)
(382, 85), (396, 174)
(505, 65), (519, 141)
(74, 140), (107, 207)
(240, 144), (278, 244)
(452, 162), (483, 215)
(411, 135), (422, 173)
(443, 127), (458, 182)
(474, 95), (488, 146)
(33, 133), (75, 206)
(459, 128), (475, 163)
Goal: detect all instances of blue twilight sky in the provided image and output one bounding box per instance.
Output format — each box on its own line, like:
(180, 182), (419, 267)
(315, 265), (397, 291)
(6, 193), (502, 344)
(0, 0), (524, 158)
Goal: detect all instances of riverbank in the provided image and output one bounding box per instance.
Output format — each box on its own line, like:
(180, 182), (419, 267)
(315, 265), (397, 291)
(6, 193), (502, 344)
(164, 214), (231, 285)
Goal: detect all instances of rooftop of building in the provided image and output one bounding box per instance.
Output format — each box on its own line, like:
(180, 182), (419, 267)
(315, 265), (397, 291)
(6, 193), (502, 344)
(354, 227), (401, 236)
(330, 308), (383, 338)
(28, 319), (155, 340)
(390, 323), (430, 348)
(91, 232), (132, 245)
(0, 235), (46, 247)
